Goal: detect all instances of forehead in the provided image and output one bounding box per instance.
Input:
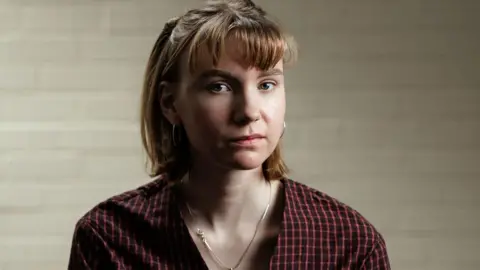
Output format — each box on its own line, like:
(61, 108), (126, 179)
(180, 38), (284, 80)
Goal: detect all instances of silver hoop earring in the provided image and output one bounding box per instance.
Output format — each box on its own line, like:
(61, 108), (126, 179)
(172, 124), (181, 147)
(281, 121), (286, 137)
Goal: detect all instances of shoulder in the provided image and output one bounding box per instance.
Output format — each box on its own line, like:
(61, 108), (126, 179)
(283, 178), (387, 255)
(68, 175), (180, 267)
(72, 175), (172, 235)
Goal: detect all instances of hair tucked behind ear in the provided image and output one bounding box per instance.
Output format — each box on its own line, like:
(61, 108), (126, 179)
(140, 0), (297, 182)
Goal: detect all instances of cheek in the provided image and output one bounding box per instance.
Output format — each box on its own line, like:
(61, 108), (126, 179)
(178, 97), (230, 136)
(197, 96), (231, 122)
(194, 106), (227, 131)
(263, 91), (286, 124)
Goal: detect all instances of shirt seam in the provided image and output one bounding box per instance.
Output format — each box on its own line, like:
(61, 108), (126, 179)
(358, 232), (381, 268)
(81, 218), (122, 267)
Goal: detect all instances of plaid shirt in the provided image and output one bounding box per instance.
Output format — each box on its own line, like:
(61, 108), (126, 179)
(68, 176), (390, 269)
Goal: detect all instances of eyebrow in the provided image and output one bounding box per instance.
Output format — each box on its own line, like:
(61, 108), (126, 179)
(197, 69), (237, 81)
(196, 68), (284, 81)
(259, 68), (284, 77)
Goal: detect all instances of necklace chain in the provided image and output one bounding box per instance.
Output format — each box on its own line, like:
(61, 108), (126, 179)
(183, 180), (272, 270)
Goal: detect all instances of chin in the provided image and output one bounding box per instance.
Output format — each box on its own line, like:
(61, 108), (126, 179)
(223, 151), (267, 170)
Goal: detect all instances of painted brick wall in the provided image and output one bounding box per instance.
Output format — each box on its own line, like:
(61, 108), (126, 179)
(0, 0), (479, 269)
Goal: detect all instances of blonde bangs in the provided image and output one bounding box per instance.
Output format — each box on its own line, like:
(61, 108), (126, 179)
(186, 15), (297, 73)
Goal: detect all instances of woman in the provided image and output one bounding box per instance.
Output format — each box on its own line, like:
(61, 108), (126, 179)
(68, 0), (391, 269)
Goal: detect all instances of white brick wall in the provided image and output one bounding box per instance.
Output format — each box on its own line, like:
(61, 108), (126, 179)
(0, 0), (479, 269)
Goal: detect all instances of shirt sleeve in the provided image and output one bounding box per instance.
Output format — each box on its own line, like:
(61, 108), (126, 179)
(360, 234), (391, 270)
(67, 219), (113, 270)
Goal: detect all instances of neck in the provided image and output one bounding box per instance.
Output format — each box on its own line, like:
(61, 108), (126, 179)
(181, 160), (269, 229)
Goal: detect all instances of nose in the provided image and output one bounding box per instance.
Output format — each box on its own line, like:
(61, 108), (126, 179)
(232, 86), (262, 126)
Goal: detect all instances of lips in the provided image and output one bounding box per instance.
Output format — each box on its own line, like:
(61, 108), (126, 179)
(230, 134), (265, 141)
(228, 134), (265, 147)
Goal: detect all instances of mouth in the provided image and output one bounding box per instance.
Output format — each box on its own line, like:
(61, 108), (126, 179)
(229, 134), (265, 146)
(232, 134), (265, 141)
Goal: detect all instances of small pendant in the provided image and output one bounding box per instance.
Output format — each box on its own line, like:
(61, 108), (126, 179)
(196, 229), (206, 242)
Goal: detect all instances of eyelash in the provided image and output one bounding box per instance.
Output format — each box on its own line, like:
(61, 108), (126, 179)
(258, 81), (276, 91)
(206, 82), (231, 93)
(206, 81), (277, 93)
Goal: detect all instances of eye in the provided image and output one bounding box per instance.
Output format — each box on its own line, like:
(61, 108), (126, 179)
(206, 82), (231, 93)
(258, 82), (275, 91)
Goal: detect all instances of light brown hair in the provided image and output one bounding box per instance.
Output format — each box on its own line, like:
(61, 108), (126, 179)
(140, 0), (297, 181)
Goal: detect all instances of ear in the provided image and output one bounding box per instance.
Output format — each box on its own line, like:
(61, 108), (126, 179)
(159, 81), (181, 125)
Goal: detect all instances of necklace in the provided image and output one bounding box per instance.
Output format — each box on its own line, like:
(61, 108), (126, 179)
(183, 180), (272, 270)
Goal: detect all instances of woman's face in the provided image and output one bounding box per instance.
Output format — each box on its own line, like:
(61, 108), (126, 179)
(163, 40), (286, 171)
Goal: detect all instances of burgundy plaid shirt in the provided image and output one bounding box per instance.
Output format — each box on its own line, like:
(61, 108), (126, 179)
(68, 177), (390, 269)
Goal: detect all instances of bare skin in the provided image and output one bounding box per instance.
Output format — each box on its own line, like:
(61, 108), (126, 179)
(161, 39), (286, 269)
(181, 173), (284, 270)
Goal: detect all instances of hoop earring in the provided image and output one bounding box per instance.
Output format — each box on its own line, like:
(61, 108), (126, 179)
(172, 124), (182, 147)
(281, 121), (286, 137)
